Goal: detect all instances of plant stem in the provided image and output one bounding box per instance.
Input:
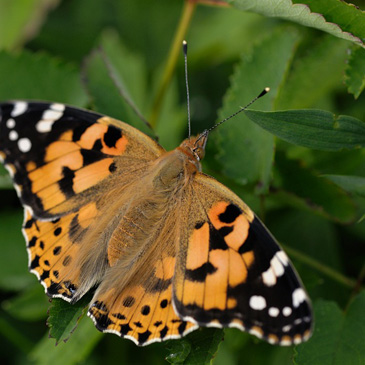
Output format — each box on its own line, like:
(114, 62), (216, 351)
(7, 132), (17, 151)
(149, 0), (197, 128)
(282, 244), (359, 290)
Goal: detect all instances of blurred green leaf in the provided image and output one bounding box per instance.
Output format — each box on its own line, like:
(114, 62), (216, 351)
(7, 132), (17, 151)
(245, 109), (365, 151)
(275, 35), (348, 110)
(231, 0), (365, 47)
(295, 291), (365, 365)
(345, 45), (365, 99)
(2, 284), (48, 321)
(166, 328), (224, 365)
(0, 50), (88, 104)
(48, 294), (91, 344)
(31, 312), (102, 365)
(212, 27), (300, 192)
(83, 30), (154, 137)
(324, 174), (365, 198)
(0, 174), (12, 189)
(274, 153), (356, 223)
(0, 0), (58, 50)
(0, 209), (34, 291)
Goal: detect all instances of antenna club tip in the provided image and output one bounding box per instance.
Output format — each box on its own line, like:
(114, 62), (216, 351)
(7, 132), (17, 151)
(183, 40), (188, 54)
(265, 87), (270, 92)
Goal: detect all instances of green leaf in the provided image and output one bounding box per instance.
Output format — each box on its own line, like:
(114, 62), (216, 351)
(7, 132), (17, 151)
(0, 0), (57, 50)
(245, 109), (365, 151)
(274, 153), (356, 223)
(324, 175), (365, 198)
(47, 294), (91, 344)
(2, 284), (48, 321)
(83, 30), (154, 137)
(295, 291), (365, 365)
(275, 35), (348, 110)
(0, 50), (87, 104)
(212, 27), (300, 192)
(31, 312), (102, 365)
(0, 209), (34, 291)
(345, 45), (365, 99)
(165, 328), (224, 365)
(230, 0), (365, 47)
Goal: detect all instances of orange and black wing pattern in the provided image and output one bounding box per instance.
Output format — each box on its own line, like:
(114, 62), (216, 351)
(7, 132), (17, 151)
(173, 174), (312, 346)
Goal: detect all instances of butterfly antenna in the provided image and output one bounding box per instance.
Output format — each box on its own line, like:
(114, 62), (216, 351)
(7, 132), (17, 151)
(183, 40), (192, 138)
(206, 87), (270, 134)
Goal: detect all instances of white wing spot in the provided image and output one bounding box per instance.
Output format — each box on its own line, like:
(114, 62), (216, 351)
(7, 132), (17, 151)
(262, 267), (276, 286)
(6, 118), (16, 129)
(262, 251), (287, 287)
(36, 120), (54, 133)
(283, 307), (292, 316)
(271, 254), (285, 277)
(50, 103), (65, 112)
(276, 250), (289, 265)
(282, 324), (292, 333)
(292, 288), (306, 308)
(280, 338), (292, 346)
(249, 295), (266, 310)
(9, 130), (19, 141)
(268, 307), (279, 317)
(249, 327), (263, 339)
(11, 102), (28, 117)
(18, 138), (32, 153)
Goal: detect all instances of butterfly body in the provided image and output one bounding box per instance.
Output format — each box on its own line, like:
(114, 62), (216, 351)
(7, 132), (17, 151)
(0, 101), (312, 346)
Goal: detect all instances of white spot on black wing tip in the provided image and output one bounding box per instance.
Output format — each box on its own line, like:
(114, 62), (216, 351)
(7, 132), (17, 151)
(18, 137), (32, 153)
(9, 130), (18, 141)
(6, 118), (16, 129)
(11, 102), (28, 117)
(268, 307), (279, 317)
(249, 295), (267, 310)
(292, 288), (307, 308)
(50, 103), (65, 112)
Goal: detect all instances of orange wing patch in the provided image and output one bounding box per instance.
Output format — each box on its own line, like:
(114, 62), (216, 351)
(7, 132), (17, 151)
(173, 200), (255, 324)
(24, 202), (99, 301)
(89, 254), (198, 346)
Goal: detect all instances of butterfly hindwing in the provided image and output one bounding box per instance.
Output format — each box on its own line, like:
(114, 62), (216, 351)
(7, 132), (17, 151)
(172, 173), (312, 345)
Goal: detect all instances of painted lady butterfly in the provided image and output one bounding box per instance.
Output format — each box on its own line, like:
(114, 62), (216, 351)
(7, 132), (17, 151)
(0, 100), (312, 346)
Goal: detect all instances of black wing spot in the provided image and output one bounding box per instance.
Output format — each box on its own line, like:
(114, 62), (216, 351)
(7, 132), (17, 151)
(138, 330), (151, 345)
(62, 255), (72, 266)
(123, 296), (136, 308)
(160, 299), (168, 308)
(112, 313), (126, 320)
(185, 262), (217, 282)
(28, 236), (37, 248)
(104, 126), (122, 148)
(53, 246), (62, 255)
(54, 227), (62, 236)
(59, 166), (76, 198)
(109, 162), (117, 173)
(218, 204), (241, 223)
(141, 305), (150, 316)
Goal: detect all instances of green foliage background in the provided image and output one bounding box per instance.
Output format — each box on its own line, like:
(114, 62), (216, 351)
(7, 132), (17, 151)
(0, 0), (364, 364)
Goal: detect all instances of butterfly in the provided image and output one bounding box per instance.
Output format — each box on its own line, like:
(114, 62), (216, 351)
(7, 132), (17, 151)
(0, 100), (312, 346)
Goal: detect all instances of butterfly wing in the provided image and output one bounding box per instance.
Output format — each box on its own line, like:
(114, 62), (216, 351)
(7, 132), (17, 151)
(172, 173), (312, 345)
(0, 101), (163, 217)
(0, 101), (164, 301)
(88, 199), (198, 346)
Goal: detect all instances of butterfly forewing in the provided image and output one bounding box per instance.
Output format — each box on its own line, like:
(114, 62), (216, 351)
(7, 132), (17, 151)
(172, 173), (312, 345)
(0, 101), (164, 301)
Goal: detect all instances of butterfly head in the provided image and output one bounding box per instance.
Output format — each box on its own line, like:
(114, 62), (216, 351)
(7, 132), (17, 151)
(191, 130), (208, 162)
